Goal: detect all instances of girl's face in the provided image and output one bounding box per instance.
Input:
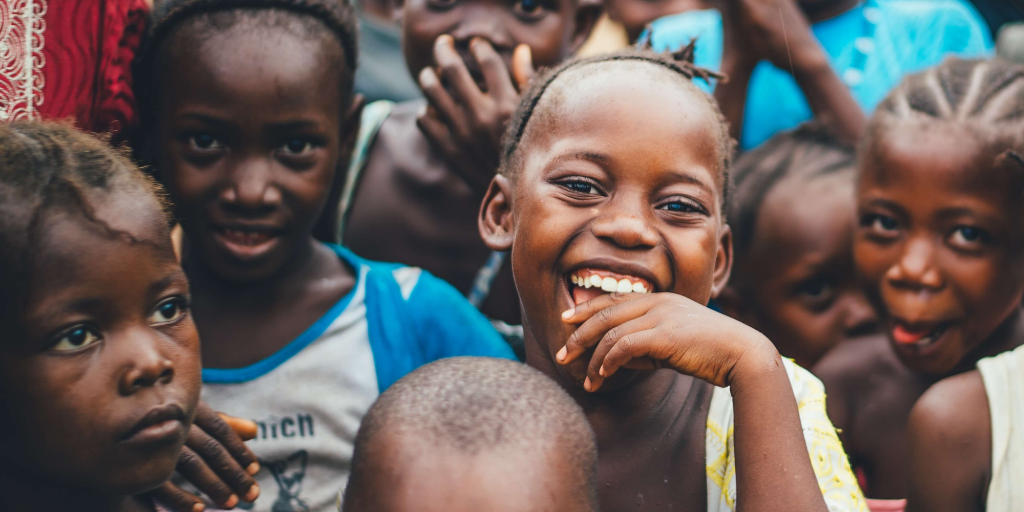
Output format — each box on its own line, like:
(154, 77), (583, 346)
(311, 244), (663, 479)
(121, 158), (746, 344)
(855, 125), (1024, 375)
(0, 191), (201, 494)
(727, 171), (877, 368)
(481, 65), (732, 389)
(154, 22), (351, 282)
(401, 0), (597, 88)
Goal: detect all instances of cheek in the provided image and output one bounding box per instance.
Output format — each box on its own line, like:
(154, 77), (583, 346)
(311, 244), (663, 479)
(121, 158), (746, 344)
(669, 229), (720, 299)
(853, 237), (896, 285)
(945, 253), (1024, 315)
(514, 18), (571, 67)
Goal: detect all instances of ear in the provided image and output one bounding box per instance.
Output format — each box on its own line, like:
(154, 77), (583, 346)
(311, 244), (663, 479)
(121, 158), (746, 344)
(568, 1), (603, 55)
(479, 174), (515, 251)
(709, 224), (733, 299)
(312, 94), (366, 243)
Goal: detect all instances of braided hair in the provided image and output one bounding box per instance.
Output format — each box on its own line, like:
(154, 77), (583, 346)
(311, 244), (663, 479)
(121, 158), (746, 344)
(500, 41), (735, 207)
(729, 122), (855, 259)
(0, 121), (169, 328)
(864, 57), (1024, 174)
(133, 0), (358, 140)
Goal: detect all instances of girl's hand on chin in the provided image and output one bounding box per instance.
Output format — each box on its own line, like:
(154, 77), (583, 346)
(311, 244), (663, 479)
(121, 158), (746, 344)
(556, 292), (780, 391)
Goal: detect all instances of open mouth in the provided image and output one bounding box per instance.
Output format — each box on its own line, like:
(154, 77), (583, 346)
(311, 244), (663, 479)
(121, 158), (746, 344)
(211, 224), (283, 260)
(891, 320), (952, 349)
(566, 268), (655, 306)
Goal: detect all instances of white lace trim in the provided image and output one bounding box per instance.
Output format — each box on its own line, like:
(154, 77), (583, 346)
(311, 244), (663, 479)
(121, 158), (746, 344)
(0, 0), (47, 121)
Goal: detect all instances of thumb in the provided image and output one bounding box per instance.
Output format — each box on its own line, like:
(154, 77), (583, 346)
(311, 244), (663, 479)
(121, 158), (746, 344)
(217, 413), (258, 441)
(512, 44), (535, 92)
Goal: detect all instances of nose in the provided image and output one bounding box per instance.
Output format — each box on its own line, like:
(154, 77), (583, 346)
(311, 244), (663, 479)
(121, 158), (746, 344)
(118, 329), (175, 396)
(220, 157), (282, 213)
(842, 291), (880, 338)
(591, 211), (660, 250)
(885, 237), (944, 291)
(448, 10), (514, 49)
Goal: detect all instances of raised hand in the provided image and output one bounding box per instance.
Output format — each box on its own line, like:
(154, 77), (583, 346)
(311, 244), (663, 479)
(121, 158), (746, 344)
(416, 35), (536, 193)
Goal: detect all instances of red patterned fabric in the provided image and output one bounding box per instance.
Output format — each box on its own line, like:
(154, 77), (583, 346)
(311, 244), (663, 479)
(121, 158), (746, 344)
(0, 0), (149, 139)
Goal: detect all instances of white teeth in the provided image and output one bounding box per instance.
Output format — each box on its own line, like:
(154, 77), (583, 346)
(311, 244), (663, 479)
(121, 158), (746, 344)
(572, 275), (580, 285)
(632, 282), (647, 293)
(601, 277), (617, 292)
(589, 275), (603, 288)
(616, 279), (632, 293)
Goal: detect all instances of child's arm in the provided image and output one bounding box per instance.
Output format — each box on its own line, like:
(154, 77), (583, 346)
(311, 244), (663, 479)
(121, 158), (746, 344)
(558, 292), (829, 512)
(415, 35), (534, 193)
(904, 371), (990, 512)
(716, 0), (865, 146)
(151, 402), (261, 512)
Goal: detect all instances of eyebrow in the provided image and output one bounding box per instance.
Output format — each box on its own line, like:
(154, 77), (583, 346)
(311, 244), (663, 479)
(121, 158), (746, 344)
(864, 197), (908, 217)
(663, 170), (716, 197)
(549, 151), (613, 166)
(148, 269), (189, 297)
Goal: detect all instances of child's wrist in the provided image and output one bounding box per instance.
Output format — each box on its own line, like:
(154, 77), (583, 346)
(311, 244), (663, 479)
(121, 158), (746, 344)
(727, 336), (786, 389)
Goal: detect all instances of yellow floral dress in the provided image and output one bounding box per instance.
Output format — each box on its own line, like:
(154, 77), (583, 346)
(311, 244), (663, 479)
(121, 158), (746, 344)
(705, 359), (868, 512)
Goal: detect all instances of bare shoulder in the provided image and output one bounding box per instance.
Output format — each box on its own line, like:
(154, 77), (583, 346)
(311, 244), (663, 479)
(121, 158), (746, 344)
(905, 370), (990, 512)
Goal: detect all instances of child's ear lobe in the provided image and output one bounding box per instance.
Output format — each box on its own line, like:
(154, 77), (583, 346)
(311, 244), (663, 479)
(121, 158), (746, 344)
(569, 1), (603, 55)
(710, 225), (733, 299)
(479, 174), (515, 251)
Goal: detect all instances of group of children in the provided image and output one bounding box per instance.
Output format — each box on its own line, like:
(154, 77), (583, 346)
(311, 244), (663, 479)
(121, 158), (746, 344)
(1, 0), (1023, 511)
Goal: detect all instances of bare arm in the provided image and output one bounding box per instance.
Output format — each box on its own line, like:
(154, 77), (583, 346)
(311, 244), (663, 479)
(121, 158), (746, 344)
(905, 371), (990, 512)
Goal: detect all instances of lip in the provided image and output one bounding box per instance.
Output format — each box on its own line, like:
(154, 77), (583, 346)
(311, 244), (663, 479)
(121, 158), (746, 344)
(121, 403), (188, 445)
(561, 258), (663, 309)
(210, 222), (284, 262)
(887, 316), (956, 356)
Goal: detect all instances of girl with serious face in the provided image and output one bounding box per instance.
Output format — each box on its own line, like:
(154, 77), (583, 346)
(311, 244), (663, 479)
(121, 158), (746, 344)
(0, 122), (202, 512)
(478, 47), (867, 512)
(816, 57), (1024, 501)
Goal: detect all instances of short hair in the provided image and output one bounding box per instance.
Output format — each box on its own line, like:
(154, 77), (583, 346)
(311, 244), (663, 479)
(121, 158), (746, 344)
(0, 121), (169, 329)
(499, 43), (735, 209)
(863, 57), (1024, 177)
(133, 0), (358, 140)
(728, 122), (855, 261)
(345, 357), (598, 509)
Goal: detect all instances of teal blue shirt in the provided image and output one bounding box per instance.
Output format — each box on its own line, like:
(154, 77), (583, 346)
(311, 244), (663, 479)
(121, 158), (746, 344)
(644, 0), (994, 150)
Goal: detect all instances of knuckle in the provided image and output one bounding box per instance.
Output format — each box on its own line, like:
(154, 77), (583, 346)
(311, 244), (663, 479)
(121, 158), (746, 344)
(199, 436), (228, 459)
(178, 449), (201, 468)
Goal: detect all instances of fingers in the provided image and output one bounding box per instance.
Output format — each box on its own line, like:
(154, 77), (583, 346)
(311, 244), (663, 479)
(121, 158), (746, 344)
(557, 293), (651, 365)
(511, 44), (535, 92)
(194, 403), (259, 475)
(432, 34), (484, 105)
(592, 328), (663, 389)
(217, 413), (258, 441)
(419, 67), (474, 142)
(470, 37), (517, 102)
(149, 482), (206, 512)
(176, 445), (243, 509)
(583, 316), (658, 391)
(417, 106), (496, 193)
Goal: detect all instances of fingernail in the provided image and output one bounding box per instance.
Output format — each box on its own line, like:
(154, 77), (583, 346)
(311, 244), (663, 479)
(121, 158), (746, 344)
(245, 483), (260, 501)
(556, 346), (567, 362)
(192, 504), (205, 512)
(224, 495), (239, 508)
(599, 365), (606, 377)
(562, 307), (574, 320)
(247, 462), (260, 475)
(584, 377), (592, 391)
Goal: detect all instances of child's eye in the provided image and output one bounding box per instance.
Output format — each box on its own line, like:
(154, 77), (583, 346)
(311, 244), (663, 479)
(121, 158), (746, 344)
(796, 277), (835, 309)
(513, 0), (550, 18)
(188, 134), (223, 151)
(149, 298), (189, 325)
(560, 179), (600, 195)
(657, 199), (706, 215)
(279, 138), (315, 156)
(427, 0), (458, 9)
(860, 213), (899, 236)
(51, 326), (102, 352)
(949, 225), (990, 248)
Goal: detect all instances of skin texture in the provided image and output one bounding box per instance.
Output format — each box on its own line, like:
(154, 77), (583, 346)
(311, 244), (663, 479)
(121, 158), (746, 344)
(0, 190), (201, 512)
(148, 19), (360, 510)
(346, 434), (592, 512)
(479, 63), (828, 511)
(343, 0), (598, 324)
(815, 123), (1024, 498)
(720, 171), (878, 369)
(904, 369), (991, 512)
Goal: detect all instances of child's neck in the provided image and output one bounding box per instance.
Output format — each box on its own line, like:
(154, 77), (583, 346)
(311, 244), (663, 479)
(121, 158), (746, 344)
(0, 470), (155, 512)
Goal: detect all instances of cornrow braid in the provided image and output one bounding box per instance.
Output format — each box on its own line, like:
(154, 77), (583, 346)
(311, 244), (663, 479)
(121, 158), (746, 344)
(865, 57), (1024, 172)
(729, 122), (855, 258)
(0, 121), (170, 328)
(133, 0), (357, 141)
(499, 42), (735, 209)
